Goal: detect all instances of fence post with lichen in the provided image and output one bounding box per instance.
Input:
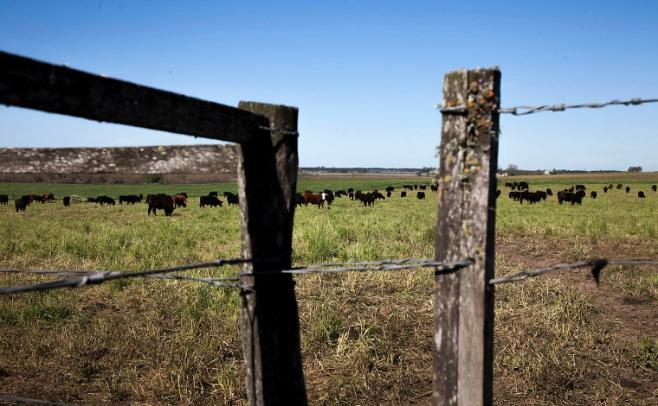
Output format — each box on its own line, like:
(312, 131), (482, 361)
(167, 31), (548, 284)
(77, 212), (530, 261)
(433, 68), (500, 406)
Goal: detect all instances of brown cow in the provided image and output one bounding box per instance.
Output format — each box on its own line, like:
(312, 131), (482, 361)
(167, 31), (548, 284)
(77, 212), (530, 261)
(302, 191), (325, 208)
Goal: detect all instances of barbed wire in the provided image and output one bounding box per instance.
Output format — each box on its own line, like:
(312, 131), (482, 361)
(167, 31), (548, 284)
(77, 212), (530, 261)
(438, 97), (658, 116)
(242, 258), (474, 277)
(0, 257), (251, 295)
(489, 259), (658, 285)
(0, 258), (473, 296)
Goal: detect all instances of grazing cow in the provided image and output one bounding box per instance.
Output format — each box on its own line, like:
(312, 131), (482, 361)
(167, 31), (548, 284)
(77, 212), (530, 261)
(303, 191), (325, 208)
(223, 192), (239, 206)
(96, 196), (115, 206)
(508, 191), (521, 201)
(519, 191), (541, 204)
(625, 186), (631, 193)
(401, 191), (407, 198)
(335, 190), (347, 198)
(416, 191), (425, 200)
(348, 192), (354, 199)
(30, 194), (45, 204)
(209, 191), (218, 197)
(603, 186), (608, 193)
(200, 195), (223, 207)
(357, 192), (375, 207)
(147, 194), (175, 216)
(0, 194), (8, 205)
(63, 196), (71, 206)
(15, 198), (27, 212)
(557, 190), (583, 205)
(504, 182), (513, 189)
(413, 185), (418, 190)
(638, 191), (646, 198)
(431, 184), (438, 192)
(546, 188), (553, 196)
(385, 186), (395, 193)
(386, 191), (392, 198)
(575, 184), (586, 191)
(323, 190), (335, 206)
(616, 183), (623, 189)
(372, 191), (385, 200)
(119, 194), (143, 205)
(347, 188), (354, 193)
(536, 191), (548, 200)
(496, 190), (501, 198)
(43, 193), (55, 202)
(172, 194), (188, 208)
(86, 197), (97, 203)
(295, 193), (305, 207)
(652, 185), (657, 192)
(518, 181), (529, 190)
(590, 191), (597, 199)
(419, 185), (427, 190)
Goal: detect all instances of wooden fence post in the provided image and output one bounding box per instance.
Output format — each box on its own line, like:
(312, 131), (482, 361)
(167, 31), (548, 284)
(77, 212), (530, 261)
(237, 102), (307, 405)
(433, 68), (500, 406)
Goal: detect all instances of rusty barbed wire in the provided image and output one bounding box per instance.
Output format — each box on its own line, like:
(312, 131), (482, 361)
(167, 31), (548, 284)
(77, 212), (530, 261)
(438, 97), (658, 116)
(489, 259), (658, 285)
(0, 257), (251, 295)
(0, 258), (474, 295)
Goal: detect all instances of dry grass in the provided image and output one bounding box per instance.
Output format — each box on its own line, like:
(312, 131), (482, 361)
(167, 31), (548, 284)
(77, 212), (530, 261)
(0, 175), (657, 404)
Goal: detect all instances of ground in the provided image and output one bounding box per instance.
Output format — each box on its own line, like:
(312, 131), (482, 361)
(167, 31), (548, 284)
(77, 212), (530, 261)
(0, 173), (656, 404)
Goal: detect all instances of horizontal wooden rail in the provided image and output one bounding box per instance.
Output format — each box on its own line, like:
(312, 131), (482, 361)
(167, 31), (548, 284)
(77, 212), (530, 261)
(0, 51), (267, 143)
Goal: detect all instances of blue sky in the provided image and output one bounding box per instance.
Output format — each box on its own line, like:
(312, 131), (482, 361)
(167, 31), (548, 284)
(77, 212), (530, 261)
(1, 1), (657, 170)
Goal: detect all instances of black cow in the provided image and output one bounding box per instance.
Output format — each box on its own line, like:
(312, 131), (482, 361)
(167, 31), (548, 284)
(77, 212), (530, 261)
(401, 191), (407, 198)
(419, 185), (427, 190)
(504, 182), (513, 189)
(147, 194), (175, 216)
(295, 193), (305, 207)
(590, 191), (597, 199)
(386, 191), (392, 198)
(575, 184), (586, 191)
(0, 194), (8, 205)
(15, 198), (28, 212)
(372, 191), (385, 200)
(209, 191), (218, 197)
(223, 192), (239, 206)
(119, 194), (143, 205)
(518, 181), (529, 190)
(519, 191), (541, 204)
(96, 196), (115, 206)
(546, 188), (553, 196)
(348, 192), (354, 199)
(638, 191), (646, 198)
(385, 186), (395, 193)
(603, 186), (608, 193)
(323, 190), (335, 205)
(508, 191), (521, 201)
(431, 184), (438, 192)
(335, 190), (347, 198)
(357, 192), (375, 206)
(63, 196), (71, 206)
(652, 185), (657, 192)
(625, 186), (631, 193)
(200, 195), (223, 207)
(86, 197), (97, 203)
(347, 188), (354, 193)
(616, 183), (623, 189)
(496, 190), (501, 198)
(416, 191), (425, 200)
(557, 190), (583, 205)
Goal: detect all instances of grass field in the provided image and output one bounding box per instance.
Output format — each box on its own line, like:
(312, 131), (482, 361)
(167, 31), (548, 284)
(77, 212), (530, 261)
(0, 174), (657, 404)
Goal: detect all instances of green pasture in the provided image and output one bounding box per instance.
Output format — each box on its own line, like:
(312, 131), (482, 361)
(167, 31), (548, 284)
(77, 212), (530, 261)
(0, 175), (657, 403)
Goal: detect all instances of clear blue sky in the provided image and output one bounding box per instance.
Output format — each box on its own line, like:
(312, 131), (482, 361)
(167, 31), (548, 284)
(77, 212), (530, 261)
(1, 1), (657, 170)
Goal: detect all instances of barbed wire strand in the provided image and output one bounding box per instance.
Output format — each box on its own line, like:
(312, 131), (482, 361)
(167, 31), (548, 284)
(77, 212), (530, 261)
(0, 257), (251, 295)
(0, 258), (474, 296)
(0, 394), (74, 406)
(438, 97), (658, 116)
(489, 259), (658, 285)
(243, 258), (474, 276)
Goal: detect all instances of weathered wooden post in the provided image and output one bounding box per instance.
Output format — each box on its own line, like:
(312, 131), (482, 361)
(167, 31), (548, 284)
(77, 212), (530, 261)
(237, 102), (307, 405)
(433, 68), (500, 406)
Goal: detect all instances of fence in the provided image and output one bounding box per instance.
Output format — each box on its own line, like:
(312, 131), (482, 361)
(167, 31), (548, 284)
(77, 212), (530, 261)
(1, 53), (657, 405)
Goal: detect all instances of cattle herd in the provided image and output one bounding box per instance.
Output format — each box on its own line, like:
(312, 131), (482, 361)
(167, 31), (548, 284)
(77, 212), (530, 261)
(502, 181), (656, 205)
(1, 181), (655, 215)
(295, 184), (437, 208)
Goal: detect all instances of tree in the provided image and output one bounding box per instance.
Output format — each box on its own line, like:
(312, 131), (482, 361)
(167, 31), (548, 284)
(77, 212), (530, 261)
(506, 164), (519, 171)
(628, 166), (642, 173)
